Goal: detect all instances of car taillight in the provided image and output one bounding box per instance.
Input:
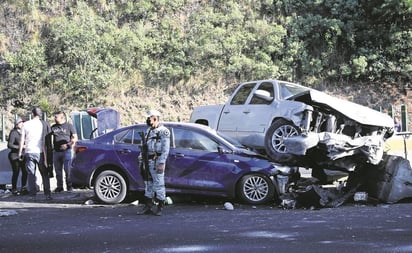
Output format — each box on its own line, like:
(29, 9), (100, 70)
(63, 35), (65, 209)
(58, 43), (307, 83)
(75, 146), (88, 153)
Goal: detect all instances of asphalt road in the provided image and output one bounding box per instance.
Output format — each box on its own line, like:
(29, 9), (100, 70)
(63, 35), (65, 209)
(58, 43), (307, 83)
(1, 190), (412, 253)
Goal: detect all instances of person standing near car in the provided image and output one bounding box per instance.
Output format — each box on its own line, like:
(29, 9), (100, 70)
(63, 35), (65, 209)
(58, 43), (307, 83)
(7, 117), (28, 195)
(18, 107), (52, 200)
(138, 109), (170, 216)
(51, 111), (78, 192)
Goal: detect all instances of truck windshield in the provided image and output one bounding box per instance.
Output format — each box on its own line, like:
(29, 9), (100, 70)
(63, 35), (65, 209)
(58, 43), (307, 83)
(279, 82), (309, 99)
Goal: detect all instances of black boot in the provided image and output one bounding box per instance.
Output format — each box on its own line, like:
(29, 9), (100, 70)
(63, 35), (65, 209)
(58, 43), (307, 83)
(153, 199), (165, 216)
(137, 197), (153, 215)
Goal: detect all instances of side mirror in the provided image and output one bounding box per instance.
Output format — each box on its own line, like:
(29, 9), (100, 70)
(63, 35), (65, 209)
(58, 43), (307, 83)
(218, 146), (233, 155)
(253, 90), (273, 102)
(218, 146), (223, 155)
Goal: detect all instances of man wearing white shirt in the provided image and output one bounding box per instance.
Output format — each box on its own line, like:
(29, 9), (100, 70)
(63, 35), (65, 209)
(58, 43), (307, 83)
(18, 107), (52, 200)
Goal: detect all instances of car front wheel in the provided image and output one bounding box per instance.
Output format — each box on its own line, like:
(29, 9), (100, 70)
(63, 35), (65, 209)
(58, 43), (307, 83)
(264, 118), (301, 164)
(94, 170), (127, 204)
(238, 174), (274, 204)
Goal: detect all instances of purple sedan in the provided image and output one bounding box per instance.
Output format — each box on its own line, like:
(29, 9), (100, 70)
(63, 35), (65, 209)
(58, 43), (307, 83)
(71, 122), (280, 204)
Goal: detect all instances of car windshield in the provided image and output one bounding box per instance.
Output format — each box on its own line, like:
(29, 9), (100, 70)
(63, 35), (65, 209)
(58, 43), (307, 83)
(279, 82), (309, 99)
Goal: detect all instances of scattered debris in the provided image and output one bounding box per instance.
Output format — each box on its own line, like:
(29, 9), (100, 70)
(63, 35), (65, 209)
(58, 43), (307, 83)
(84, 199), (94, 205)
(295, 184), (359, 209)
(359, 154), (412, 203)
(353, 192), (368, 203)
(279, 195), (297, 209)
(130, 200), (139, 206)
(224, 202), (234, 210)
(277, 154), (412, 209)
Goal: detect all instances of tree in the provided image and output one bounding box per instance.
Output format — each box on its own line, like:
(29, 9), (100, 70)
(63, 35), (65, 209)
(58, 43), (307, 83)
(2, 41), (48, 105)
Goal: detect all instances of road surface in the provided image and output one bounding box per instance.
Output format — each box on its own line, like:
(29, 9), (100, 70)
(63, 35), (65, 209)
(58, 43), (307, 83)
(1, 190), (411, 253)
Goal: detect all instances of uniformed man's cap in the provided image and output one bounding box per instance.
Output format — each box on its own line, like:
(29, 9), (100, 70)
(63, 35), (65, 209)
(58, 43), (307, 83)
(145, 109), (161, 117)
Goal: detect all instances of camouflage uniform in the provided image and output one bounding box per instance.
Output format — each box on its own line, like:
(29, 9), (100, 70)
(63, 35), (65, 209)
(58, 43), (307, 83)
(144, 124), (170, 202)
(138, 109), (170, 216)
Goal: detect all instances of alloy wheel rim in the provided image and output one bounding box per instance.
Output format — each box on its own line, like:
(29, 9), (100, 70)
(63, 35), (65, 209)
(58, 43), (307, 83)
(243, 176), (269, 202)
(271, 125), (299, 153)
(97, 175), (122, 200)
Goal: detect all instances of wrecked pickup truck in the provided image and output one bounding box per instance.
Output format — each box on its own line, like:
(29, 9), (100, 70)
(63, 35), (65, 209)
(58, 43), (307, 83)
(190, 79), (395, 172)
(190, 80), (412, 206)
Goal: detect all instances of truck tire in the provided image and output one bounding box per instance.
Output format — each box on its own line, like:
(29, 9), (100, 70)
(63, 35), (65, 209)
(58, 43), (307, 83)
(264, 118), (301, 164)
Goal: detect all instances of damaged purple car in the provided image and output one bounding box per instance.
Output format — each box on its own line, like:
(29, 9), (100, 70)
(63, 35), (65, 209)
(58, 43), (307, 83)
(71, 122), (280, 204)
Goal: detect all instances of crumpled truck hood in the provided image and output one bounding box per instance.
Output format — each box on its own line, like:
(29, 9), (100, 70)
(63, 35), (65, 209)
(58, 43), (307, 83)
(290, 90), (394, 128)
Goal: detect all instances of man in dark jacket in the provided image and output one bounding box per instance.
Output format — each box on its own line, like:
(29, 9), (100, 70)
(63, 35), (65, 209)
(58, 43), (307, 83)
(7, 117), (27, 195)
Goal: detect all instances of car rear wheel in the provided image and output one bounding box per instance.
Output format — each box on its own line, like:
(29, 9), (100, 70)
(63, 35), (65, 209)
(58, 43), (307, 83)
(238, 174), (274, 204)
(94, 170), (127, 204)
(264, 118), (301, 164)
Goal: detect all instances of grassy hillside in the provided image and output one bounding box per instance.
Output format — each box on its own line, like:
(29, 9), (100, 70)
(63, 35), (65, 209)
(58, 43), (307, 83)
(0, 1), (410, 130)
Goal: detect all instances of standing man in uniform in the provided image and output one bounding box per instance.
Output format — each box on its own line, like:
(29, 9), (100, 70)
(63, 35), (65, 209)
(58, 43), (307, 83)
(138, 109), (170, 216)
(18, 107), (52, 200)
(51, 111), (78, 192)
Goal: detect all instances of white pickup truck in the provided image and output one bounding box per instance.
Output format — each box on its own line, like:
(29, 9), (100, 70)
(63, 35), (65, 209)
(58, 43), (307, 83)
(190, 79), (394, 171)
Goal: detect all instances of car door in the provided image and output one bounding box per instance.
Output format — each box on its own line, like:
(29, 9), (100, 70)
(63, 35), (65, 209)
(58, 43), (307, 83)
(236, 81), (276, 138)
(113, 126), (146, 189)
(217, 82), (256, 138)
(166, 127), (238, 193)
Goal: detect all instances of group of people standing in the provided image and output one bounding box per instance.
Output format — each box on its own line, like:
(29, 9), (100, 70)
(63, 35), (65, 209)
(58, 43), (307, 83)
(7, 107), (77, 199)
(8, 106), (171, 216)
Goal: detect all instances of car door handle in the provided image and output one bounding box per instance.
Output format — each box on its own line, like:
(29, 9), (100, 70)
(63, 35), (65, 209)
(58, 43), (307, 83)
(243, 110), (250, 114)
(223, 110), (230, 114)
(174, 153), (185, 157)
(119, 149), (131, 154)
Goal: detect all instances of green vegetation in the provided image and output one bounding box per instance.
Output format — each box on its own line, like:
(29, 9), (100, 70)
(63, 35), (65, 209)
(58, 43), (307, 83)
(0, 0), (411, 123)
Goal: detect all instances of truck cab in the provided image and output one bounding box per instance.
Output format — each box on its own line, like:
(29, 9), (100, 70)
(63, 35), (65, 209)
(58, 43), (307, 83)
(191, 80), (309, 149)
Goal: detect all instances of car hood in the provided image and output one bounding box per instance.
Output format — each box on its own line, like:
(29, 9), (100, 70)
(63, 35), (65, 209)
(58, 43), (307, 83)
(290, 90), (394, 128)
(235, 147), (271, 160)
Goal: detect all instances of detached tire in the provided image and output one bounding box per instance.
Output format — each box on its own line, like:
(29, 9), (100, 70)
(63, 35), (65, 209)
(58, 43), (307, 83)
(94, 170), (127, 204)
(264, 118), (301, 164)
(238, 174), (274, 205)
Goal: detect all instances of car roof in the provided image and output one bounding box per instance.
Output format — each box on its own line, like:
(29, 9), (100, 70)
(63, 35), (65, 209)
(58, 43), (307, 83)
(80, 121), (259, 156)
(102, 122), (222, 139)
(129, 121), (214, 130)
(130, 121), (234, 144)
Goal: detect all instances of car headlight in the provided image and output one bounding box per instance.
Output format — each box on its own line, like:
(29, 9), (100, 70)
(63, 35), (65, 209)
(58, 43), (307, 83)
(271, 163), (297, 175)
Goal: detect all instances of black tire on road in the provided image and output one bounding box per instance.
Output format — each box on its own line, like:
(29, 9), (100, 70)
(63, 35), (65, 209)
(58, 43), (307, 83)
(264, 118), (301, 164)
(238, 174), (274, 205)
(94, 170), (127, 204)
